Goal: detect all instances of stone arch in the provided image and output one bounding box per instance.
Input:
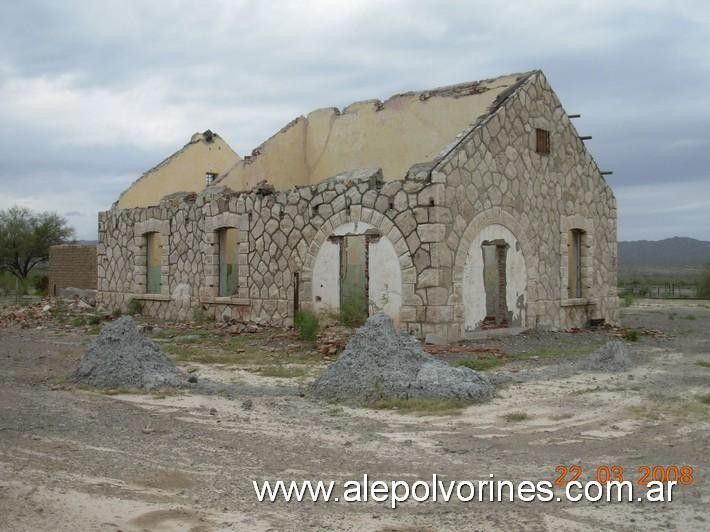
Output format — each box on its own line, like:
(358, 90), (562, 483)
(302, 208), (413, 325)
(452, 207), (535, 336)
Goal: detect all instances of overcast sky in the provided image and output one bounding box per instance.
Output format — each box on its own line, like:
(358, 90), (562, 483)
(1, 0), (709, 241)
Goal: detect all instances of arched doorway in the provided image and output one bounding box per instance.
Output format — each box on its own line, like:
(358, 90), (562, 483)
(462, 224), (527, 332)
(311, 221), (402, 325)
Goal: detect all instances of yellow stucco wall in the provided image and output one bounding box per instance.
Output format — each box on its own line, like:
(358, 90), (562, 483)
(219, 73), (527, 191)
(117, 133), (240, 209)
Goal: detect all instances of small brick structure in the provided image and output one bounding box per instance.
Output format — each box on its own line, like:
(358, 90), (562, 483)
(48, 244), (97, 296)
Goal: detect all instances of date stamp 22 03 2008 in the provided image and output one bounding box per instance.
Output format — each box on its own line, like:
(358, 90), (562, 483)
(555, 464), (695, 487)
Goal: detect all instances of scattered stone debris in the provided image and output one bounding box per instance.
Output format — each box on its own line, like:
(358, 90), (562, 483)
(57, 287), (97, 306)
(0, 298), (100, 329)
(315, 326), (353, 357)
(577, 341), (632, 372)
(219, 320), (261, 335)
(69, 316), (185, 390)
(313, 314), (495, 403)
(609, 327), (672, 340)
(0, 301), (49, 328)
(424, 344), (505, 357)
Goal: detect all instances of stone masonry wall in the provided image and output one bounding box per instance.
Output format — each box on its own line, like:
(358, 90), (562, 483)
(97, 71), (618, 338)
(97, 175), (432, 331)
(440, 71), (618, 335)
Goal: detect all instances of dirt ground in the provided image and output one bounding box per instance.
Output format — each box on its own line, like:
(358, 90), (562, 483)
(0, 299), (709, 531)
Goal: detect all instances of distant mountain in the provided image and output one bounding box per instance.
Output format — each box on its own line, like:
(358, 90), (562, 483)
(619, 237), (710, 271)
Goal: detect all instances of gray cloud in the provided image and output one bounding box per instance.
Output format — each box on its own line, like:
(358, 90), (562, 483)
(0, 0), (708, 240)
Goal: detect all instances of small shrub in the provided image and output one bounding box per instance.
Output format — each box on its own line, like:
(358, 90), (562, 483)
(31, 274), (49, 296)
(294, 310), (320, 341)
(551, 412), (574, 421)
(50, 299), (67, 317)
(339, 292), (368, 327)
(696, 361), (710, 369)
(87, 314), (102, 325)
(192, 305), (211, 322)
(503, 411), (529, 422)
(698, 263), (710, 299)
(456, 357), (502, 371)
(111, 308), (122, 318)
(70, 316), (86, 327)
(370, 397), (467, 414)
(700, 394), (710, 405)
(126, 299), (143, 316)
(0, 273), (31, 296)
(623, 328), (640, 342)
(621, 292), (636, 308)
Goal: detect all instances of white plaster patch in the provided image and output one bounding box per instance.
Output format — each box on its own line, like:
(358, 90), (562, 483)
(171, 283), (191, 301)
(332, 221), (367, 236)
(368, 236), (402, 325)
(463, 224), (527, 331)
(312, 239), (340, 314)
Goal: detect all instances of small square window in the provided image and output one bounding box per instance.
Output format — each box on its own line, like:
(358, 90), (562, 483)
(536, 128), (551, 154)
(205, 172), (217, 186)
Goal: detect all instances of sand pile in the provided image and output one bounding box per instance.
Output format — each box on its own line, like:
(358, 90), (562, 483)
(69, 316), (184, 390)
(313, 314), (494, 403)
(578, 341), (632, 372)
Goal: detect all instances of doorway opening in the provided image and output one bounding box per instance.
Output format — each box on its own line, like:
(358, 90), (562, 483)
(339, 235), (369, 326)
(481, 239), (510, 328)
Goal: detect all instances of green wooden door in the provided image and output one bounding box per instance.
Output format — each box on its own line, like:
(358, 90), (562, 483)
(340, 235), (368, 325)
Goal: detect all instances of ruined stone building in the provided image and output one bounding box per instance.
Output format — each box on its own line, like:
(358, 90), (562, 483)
(98, 70), (618, 340)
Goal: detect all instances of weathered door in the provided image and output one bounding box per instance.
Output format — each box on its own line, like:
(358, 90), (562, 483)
(340, 235), (368, 324)
(481, 240), (509, 326)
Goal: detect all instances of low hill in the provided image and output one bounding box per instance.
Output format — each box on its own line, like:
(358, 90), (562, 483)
(618, 237), (710, 279)
(619, 237), (710, 268)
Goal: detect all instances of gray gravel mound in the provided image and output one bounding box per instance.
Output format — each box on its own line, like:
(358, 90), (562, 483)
(313, 314), (494, 403)
(578, 341), (632, 372)
(70, 316), (185, 390)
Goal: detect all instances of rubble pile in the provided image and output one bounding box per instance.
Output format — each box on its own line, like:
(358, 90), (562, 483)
(315, 326), (353, 357)
(219, 320), (262, 335)
(0, 297), (98, 329)
(424, 344), (505, 357)
(609, 327), (672, 340)
(0, 301), (48, 328)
